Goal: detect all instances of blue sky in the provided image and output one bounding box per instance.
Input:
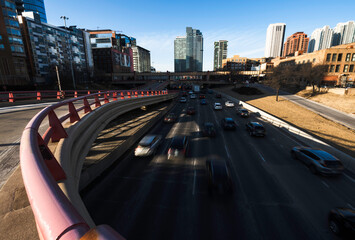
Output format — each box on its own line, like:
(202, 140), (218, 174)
(45, 0), (355, 71)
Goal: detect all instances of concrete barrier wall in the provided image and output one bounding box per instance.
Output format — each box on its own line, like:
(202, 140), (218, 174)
(54, 94), (177, 227)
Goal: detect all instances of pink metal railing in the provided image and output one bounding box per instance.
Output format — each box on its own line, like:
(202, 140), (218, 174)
(20, 90), (168, 240)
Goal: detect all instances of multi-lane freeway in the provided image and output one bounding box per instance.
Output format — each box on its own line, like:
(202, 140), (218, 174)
(82, 91), (355, 240)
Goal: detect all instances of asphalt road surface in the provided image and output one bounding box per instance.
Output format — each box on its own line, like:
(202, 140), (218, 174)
(82, 92), (355, 240)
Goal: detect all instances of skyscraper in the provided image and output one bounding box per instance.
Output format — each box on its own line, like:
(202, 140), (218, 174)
(264, 23), (286, 58)
(214, 40), (228, 70)
(282, 32), (309, 57)
(174, 27), (203, 72)
(332, 21), (355, 46)
(22, 0), (47, 23)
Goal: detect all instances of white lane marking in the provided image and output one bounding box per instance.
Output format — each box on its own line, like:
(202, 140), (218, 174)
(192, 159), (197, 195)
(321, 181), (329, 188)
(258, 152), (266, 162)
(343, 173), (355, 183)
(347, 203), (354, 209)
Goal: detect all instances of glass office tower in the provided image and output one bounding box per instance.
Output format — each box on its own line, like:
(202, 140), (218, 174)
(22, 0), (47, 23)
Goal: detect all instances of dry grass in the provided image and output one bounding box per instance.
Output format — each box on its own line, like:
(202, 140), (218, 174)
(296, 90), (355, 115)
(219, 87), (355, 157)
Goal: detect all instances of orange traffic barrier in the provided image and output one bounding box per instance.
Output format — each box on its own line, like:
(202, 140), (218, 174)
(9, 92), (14, 102)
(37, 92), (41, 100)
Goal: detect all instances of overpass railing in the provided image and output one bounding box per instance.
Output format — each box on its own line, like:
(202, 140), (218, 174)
(20, 90), (168, 240)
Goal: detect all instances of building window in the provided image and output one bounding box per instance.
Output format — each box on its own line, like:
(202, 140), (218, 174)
(343, 65), (349, 72)
(349, 65), (354, 72)
(337, 53), (342, 61)
(332, 54), (337, 61)
(326, 53), (331, 61)
(352, 53), (355, 61)
(329, 65), (335, 72)
(335, 65), (340, 72)
(345, 53), (351, 61)
(0, 44), (4, 50)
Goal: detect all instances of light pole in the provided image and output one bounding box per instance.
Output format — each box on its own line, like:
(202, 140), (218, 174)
(60, 16), (76, 89)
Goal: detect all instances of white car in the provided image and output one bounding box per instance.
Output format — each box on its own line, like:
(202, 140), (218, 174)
(188, 91), (194, 95)
(180, 97), (187, 103)
(135, 135), (162, 157)
(190, 94), (196, 99)
(225, 101), (235, 107)
(214, 102), (222, 110)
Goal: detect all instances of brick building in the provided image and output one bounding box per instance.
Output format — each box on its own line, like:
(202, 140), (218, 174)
(282, 32), (309, 57)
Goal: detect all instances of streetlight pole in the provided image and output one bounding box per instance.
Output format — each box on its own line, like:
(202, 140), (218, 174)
(60, 16), (76, 89)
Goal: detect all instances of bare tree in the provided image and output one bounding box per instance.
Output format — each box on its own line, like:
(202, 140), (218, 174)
(299, 64), (328, 94)
(267, 64), (296, 101)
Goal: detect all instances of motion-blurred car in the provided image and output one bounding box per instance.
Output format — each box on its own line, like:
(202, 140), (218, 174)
(328, 208), (355, 238)
(167, 136), (189, 160)
(164, 113), (177, 123)
(199, 94), (206, 99)
(245, 121), (265, 136)
(214, 102), (222, 110)
(181, 91), (187, 96)
(202, 122), (216, 137)
(221, 117), (237, 130)
(215, 93), (222, 98)
(188, 91), (194, 95)
(291, 147), (344, 175)
(206, 156), (232, 194)
(237, 108), (249, 117)
(225, 101), (235, 107)
(208, 89), (213, 94)
(135, 135), (162, 157)
(190, 94), (196, 99)
(200, 99), (207, 105)
(179, 97), (187, 103)
(187, 106), (196, 115)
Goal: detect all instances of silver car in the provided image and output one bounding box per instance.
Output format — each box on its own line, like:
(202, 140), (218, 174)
(291, 147), (344, 175)
(135, 135), (162, 157)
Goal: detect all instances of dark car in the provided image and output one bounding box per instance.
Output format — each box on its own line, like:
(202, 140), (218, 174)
(237, 108), (249, 117)
(181, 91), (187, 97)
(328, 208), (355, 238)
(215, 93), (222, 98)
(187, 106), (196, 115)
(202, 122), (216, 137)
(291, 147), (344, 175)
(164, 113), (177, 123)
(206, 157), (232, 194)
(167, 136), (189, 160)
(245, 121), (265, 136)
(200, 99), (207, 105)
(221, 118), (237, 130)
(199, 94), (206, 99)
(208, 89), (213, 94)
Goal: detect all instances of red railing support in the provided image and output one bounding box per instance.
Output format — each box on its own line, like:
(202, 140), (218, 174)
(121, 92), (124, 99)
(68, 102), (81, 123)
(83, 98), (92, 113)
(104, 93), (109, 104)
(37, 92), (42, 100)
(135, 91), (138, 98)
(141, 91), (144, 97)
(9, 92), (14, 102)
(113, 92), (118, 101)
(94, 95), (101, 107)
(37, 133), (67, 181)
(48, 110), (68, 142)
(127, 92), (131, 99)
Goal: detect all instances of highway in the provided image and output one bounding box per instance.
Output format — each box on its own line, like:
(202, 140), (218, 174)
(81, 91), (355, 240)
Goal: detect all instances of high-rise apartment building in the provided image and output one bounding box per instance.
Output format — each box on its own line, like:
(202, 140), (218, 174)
(18, 12), (88, 84)
(174, 27), (203, 72)
(0, 0), (29, 86)
(308, 26), (333, 53)
(264, 23), (286, 58)
(22, 0), (47, 23)
(332, 21), (355, 46)
(213, 40), (228, 70)
(282, 32), (309, 57)
(132, 45), (151, 72)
